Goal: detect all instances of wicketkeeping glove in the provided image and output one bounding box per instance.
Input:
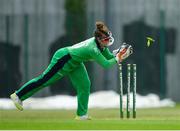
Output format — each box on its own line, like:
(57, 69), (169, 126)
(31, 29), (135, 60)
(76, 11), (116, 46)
(115, 43), (133, 63)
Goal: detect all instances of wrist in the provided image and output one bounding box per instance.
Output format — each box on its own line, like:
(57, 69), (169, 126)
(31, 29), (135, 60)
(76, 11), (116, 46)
(115, 56), (122, 63)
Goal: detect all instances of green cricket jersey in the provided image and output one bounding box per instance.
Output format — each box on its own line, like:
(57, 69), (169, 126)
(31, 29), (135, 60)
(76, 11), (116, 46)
(67, 37), (117, 68)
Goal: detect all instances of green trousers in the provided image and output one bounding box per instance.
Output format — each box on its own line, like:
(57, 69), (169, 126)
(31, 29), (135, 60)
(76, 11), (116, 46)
(16, 48), (91, 116)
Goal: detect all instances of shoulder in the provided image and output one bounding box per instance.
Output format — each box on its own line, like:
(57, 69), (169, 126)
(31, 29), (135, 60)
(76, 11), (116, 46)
(78, 37), (101, 56)
(88, 38), (101, 56)
(84, 37), (96, 45)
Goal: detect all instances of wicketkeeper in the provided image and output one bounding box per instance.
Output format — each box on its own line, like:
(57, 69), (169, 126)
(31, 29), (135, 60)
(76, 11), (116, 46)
(10, 21), (133, 120)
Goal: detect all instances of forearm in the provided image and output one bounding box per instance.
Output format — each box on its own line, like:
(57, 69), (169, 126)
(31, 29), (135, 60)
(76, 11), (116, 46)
(102, 48), (115, 59)
(101, 58), (117, 68)
(95, 54), (117, 68)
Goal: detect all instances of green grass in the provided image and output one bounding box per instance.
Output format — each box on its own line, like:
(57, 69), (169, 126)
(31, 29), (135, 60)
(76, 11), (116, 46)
(1, 105), (180, 130)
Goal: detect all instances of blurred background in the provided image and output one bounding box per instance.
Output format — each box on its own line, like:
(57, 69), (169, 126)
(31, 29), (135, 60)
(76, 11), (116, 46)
(0, 0), (180, 102)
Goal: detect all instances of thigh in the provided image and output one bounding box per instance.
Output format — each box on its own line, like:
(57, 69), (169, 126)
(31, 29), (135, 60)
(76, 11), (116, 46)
(42, 72), (63, 87)
(68, 63), (91, 91)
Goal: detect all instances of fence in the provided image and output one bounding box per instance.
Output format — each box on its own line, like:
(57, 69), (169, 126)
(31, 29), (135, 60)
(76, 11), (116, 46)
(0, 0), (180, 101)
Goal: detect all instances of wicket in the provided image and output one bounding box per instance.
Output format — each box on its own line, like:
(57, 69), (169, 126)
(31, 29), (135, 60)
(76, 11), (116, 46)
(118, 63), (137, 118)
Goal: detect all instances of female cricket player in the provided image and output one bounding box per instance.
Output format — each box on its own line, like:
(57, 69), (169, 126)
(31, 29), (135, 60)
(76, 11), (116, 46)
(10, 21), (133, 120)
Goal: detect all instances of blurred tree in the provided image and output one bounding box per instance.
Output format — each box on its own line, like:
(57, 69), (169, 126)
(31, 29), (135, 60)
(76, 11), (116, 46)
(49, 0), (87, 96)
(65, 0), (87, 42)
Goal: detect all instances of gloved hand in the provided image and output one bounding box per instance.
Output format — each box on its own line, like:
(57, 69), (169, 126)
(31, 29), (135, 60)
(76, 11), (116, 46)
(113, 48), (120, 55)
(115, 43), (133, 63)
(113, 43), (128, 55)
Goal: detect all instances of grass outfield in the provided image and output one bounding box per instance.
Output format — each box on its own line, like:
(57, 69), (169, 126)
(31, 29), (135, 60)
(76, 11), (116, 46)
(0, 105), (180, 130)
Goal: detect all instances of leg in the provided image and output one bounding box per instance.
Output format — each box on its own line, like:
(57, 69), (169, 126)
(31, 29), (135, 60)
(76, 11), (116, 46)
(68, 63), (91, 116)
(10, 72), (62, 111)
(17, 72), (63, 101)
(16, 49), (71, 101)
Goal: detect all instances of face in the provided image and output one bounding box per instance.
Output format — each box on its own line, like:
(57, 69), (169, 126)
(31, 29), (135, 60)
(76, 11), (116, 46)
(98, 32), (114, 47)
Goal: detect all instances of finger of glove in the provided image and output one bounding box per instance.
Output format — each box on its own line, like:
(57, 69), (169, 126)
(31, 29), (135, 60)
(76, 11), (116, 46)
(121, 50), (130, 59)
(113, 49), (119, 55)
